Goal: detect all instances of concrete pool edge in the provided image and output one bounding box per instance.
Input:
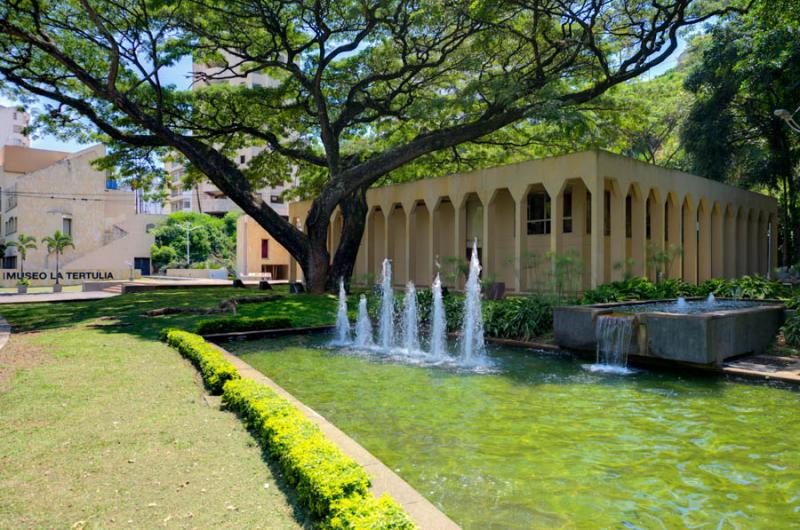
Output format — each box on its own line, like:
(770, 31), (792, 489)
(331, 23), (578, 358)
(209, 341), (461, 530)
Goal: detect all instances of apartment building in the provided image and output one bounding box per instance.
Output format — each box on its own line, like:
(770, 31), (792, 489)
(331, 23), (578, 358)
(0, 105), (30, 148)
(0, 144), (163, 285)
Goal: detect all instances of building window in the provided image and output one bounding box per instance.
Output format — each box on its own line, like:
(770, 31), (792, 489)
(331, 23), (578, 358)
(604, 190), (611, 236)
(270, 195), (284, 204)
(261, 239), (269, 259)
(182, 199), (190, 210)
(625, 195), (632, 238)
(240, 155), (246, 164)
(646, 200), (652, 239)
(62, 217), (72, 236)
(527, 191), (551, 235)
(5, 216), (17, 236)
(6, 186), (16, 211)
(2, 256), (16, 269)
(13, 125), (23, 133)
(664, 207), (669, 241)
(563, 189), (573, 234)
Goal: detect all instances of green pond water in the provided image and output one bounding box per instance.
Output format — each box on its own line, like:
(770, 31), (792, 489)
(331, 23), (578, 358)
(231, 335), (800, 529)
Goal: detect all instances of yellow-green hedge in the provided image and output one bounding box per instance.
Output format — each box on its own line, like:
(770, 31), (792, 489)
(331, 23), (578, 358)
(161, 329), (240, 394)
(222, 378), (416, 529)
(162, 329), (416, 528)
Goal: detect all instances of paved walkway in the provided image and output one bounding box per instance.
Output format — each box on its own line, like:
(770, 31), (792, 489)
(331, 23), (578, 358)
(0, 290), (119, 304)
(723, 354), (800, 383)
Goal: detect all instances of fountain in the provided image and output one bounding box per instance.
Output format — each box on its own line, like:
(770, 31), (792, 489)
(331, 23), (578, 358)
(378, 259), (395, 350)
(586, 315), (636, 374)
(429, 274), (448, 357)
(332, 278), (352, 345)
(354, 295), (374, 348)
(460, 239), (486, 364)
(402, 281), (420, 353)
(675, 296), (688, 311)
(706, 292), (716, 306)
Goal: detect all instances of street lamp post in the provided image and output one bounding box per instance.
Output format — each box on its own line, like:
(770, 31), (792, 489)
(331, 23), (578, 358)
(182, 222), (203, 266)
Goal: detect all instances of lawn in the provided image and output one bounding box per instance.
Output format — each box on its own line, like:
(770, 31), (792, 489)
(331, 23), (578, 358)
(0, 286), (339, 528)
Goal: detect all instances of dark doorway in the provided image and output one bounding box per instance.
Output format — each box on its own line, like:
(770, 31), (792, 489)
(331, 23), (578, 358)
(134, 257), (151, 276)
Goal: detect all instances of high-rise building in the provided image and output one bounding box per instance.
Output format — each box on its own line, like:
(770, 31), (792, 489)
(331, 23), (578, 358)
(0, 105), (30, 147)
(167, 60), (297, 219)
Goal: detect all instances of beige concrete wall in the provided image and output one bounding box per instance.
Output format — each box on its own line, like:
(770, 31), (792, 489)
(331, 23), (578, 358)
(0, 145), (161, 285)
(236, 214), (291, 280)
(285, 150), (778, 291)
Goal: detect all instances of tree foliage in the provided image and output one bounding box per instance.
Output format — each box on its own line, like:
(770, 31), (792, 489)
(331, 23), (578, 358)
(0, 0), (746, 291)
(150, 212), (236, 271)
(681, 4), (800, 265)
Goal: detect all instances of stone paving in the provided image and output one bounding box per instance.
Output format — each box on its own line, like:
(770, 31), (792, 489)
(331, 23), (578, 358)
(723, 354), (800, 383)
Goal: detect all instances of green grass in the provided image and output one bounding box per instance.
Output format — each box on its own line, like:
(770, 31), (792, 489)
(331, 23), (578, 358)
(0, 285), (338, 337)
(0, 286), (341, 528)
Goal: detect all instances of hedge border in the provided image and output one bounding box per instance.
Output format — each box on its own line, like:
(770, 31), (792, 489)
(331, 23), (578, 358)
(195, 315), (293, 335)
(161, 329), (416, 529)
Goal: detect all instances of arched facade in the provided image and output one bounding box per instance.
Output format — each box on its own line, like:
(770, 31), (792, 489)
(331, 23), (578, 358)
(286, 151), (778, 290)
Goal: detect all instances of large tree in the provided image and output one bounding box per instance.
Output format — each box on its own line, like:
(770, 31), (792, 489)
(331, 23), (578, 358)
(681, 6), (800, 266)
(0, 0), (745, 292)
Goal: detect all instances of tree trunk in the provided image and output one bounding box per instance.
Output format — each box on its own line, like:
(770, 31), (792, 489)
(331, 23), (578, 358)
(326, 186), (368, 291)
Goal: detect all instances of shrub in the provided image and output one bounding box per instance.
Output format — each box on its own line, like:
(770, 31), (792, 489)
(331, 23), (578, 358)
(483, 296), (554, 340)
(195, 316), (293, 335)
(784, 312), (800, 348)
(327, 494), (416, 530)
(161, 329), (239, 394)
(222, 379), (385, 522)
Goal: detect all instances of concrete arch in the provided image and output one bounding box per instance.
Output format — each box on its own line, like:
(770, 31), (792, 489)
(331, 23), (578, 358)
(724, 204), (736, 279)
(487, 188), (516, 289)
(697, 198), (711, 282)
(747, 209), (758, 275)
(367, 206), (385, 282)
(645, 188), (664, 281)
(387, 203), (407, 286)
(758, 210), (769, 276)
(625, 183), (646, 278)
(432, 196), (456, 284)
(736, 206), (747, 277)
(711, 201), (723, 278)
(665, 192), (681, 279)
(409, 200), (431, 286)
(682, 195), (697, 284)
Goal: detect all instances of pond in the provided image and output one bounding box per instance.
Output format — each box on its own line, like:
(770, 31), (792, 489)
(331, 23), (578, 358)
(229, 334), (800, 529)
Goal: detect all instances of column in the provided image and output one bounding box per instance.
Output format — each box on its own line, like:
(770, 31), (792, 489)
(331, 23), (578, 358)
(631, 189), (646, 277)
(404, 202), (415, 285)
(513, 190), (527, 292)
(649, 192), (665, 282)
(544, 182), (563, 270)
(698, 203), (711, 282)
(609, 184), (625, 282)
(682, 200), (697, 284)
(590, 181), (605, 287)
(454, 195), (467, 289)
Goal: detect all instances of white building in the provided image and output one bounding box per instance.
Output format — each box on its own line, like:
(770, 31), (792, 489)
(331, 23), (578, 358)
(167, 60), (296, 218)
(0, 105), (30, 147)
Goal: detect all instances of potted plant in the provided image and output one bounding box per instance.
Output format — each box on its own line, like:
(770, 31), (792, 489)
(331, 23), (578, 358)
(43, 230), (74, 293)
(16, 277), (30, 294)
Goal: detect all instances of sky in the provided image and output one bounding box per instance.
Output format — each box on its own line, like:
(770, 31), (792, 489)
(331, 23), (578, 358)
(2, 37), (687, 153)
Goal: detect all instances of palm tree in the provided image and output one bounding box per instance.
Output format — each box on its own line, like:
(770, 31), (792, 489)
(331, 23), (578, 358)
(7, 233), (37, 273)
(42, 231), (74, 285)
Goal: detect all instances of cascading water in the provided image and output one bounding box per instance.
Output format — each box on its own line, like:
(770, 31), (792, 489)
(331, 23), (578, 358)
(378, 259), (395, 350)
(587, 314), (636, 374)
(429, 274), (448, 358)
(332, 278), (351, 345)
(460, 239), (486, 364)
(402, 282), (420, 353)
(354, 295), (374, 348)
